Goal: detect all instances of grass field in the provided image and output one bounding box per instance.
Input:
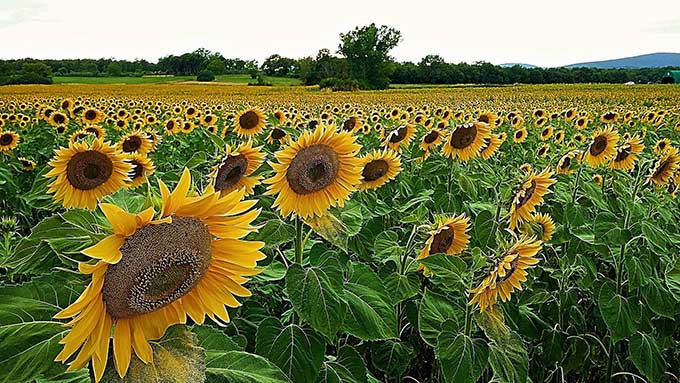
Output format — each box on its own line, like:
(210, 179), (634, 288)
(53, 74), (302, 86)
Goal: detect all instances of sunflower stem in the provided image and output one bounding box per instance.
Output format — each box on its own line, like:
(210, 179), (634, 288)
(294, 217), (304, 264)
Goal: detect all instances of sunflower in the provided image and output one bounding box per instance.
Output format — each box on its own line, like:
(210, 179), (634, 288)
(54, 168), (263, 382)
(46, 138), (131, 210)
(265, 125), (361, 219)
(118, 131), (152, 155)
(564, 108), (577, 121)
(163, 119), (181, 135)
(18, 157), (36, 171)
(511, 116), (524, 129)
(124, 154), (155, 188)
(0, 130), (20, 151)
(537, 144), (550, 158)
(49, 112), (69, 127)
(469, 236), (541, 312)
(82, 108), (104, 124)
(273, 110), (287, 125)
(144, 129), (162, 151)
(513, 128), (528, 143)
(654, 139), (671, 155)
(554, 130), (565, 144)
(593, 174), (603, 185)
(540, 125), (553, 141)
(420, 128), (444, 152)
(648, 146), (680, 187)
(478, 112), (498, 128)
(84, 125), (106, 139)
(417, 214), (471, 276)
(234, 108), (266, 137)
(534, 116), (548, 128)
(508, 169), (556, 230)
(357, 148), (402, 191)
(480, 133), (503, 160)
(530, 213), (555, 241)
(266, 127), (289, 145)
(556, 150), (580, 175)
(442, 122), (491, 161)
(609, 135), (644, 171)
(211, 141), (265, 197)
(600, 111), (619, 124)
(583, 127), (619, 168)
(385, 124), (416, 152)
(342, 116), (362, 133)
(574, 117), (588, 130)
(69, 129), (94, 143)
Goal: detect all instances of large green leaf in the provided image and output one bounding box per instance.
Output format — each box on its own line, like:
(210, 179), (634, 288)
(207, 351), (290, 383)
(598, 281), (638, 342)
(253, 218), (295, 248)
(629, 333), (666, 383)
(665, 257), (680, 302)
(342, 264), (397, 340)
(436, 321), (487, 383)
(474, 209), (496, 249)
(641, 278), (676, 319)
(418, 289), (460, 347)
(373, 231), (402, 263)
(370, 340), (414, 378)
(641, 221), (667, 253)
(255, 317), (325, 383)
(316, 346), (367, 383)
(487, 332), (528, 383)
(383, 273), (420, 305)
(0, 273), (85, 383)
(417, 254), (467, 288)
(285, 262), (346, 340)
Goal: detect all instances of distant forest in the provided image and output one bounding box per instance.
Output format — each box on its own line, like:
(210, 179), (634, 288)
(1, 48), (677, 86)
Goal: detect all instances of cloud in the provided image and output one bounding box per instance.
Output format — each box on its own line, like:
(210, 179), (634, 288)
(0, 0), (51, 28)
(645, 19), (680, 34)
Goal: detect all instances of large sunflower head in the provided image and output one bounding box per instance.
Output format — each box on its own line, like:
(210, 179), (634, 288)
(265, 125), (362, 219)
(54, 168), (263, 381)
(469, 236), (542, 311)
(417, 214), (471, 276)
(442, 122), (491, 161)
(385, 124), (416, 152)
(357, 148), (402, 191)
(0, 130), (20, 151)
(508, 169), (556, 230)
(609, 135), (644, 171)
(211, 140), (265, 197)
(648, 146), (680, 187)
(46, 138), (131, 209)
(584, 127), (619, 168)
(234, 108), (267, 137)
(124, 154), (155, 188)
(118, 131), (153, 155)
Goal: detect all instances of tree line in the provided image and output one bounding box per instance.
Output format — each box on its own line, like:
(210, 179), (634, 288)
(1, 24), (678, 87)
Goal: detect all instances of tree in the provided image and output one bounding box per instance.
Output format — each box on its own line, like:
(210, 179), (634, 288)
(107, 62), (122, 76)
(206, 58), (226, 75)
(261, 54), (299, 77)
(338, 23), (402, 89)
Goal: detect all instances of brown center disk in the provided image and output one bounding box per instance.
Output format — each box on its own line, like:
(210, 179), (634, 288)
(603, 112), (616, 120)
(497, 257), (519, 283)
(286, 144), (339, 195)
(653, 159), (672, 179)
(215, 154), (248, 191)
(66, 151), (114, 191)
(560, 156), (571, 169)
(589, 135), (608, 156)
(450, 124), (477, 149)
(614, 145), (631, 162)
(102, 217), (211, 319)
(308, 120), (319, 130)
(389, 126), (408, 143)
(430, 227), (453, 255)
(122, 136), (142, 153)
(515, 180), (537, 208)
(0, 134), (13, 145)
(362, 159), (388, 181)
(343, 117), (358, 131)
(85, 127), (100, 137)
(478, 115), (490, 124)
(53, 114), (66, 124)
(423, 130), (439, 144)
(205, 116), (213, 124)
(85, 110), (97, 121)
(271, 128), (286, 140)
(239, 111), (260, 130)
(129, 160), (144, 180)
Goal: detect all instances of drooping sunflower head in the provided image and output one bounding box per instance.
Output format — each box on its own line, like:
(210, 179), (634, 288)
(509, 169), (556, 230)
(648, 146), (680, 187)
(469, 236), (542, 311)
(480, 133), (503, 160)
(18, 156), (36, 171)
(265, 125), (362, 219)
(0, 130), (20, 151)
(124, 154), (155, 188)
(609, 135), (644, 171)
(211, 140), (265, 197)
(556, 150), (581, 175)
(522, 213), (555, 242)
(46, 138), (131, 209)
(234, 108), (267, 137)
(584, 127), (619, 168)
(417, 214), (471, 276)
(442, 122), (491, 161)
(54, 169), (263, 381)
(385, 124), (416, 152)
(357, 148), (402, 191)
(118, 131), (152, 155)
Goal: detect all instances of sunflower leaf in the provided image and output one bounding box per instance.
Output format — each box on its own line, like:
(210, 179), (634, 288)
(598, 281), (639, 342)
(628, 333), (667, 383)
(316, 346), (367, 383)
(206, 351), (290, 383)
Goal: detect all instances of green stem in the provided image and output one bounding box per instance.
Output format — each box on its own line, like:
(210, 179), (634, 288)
(294, 217), (303, 264)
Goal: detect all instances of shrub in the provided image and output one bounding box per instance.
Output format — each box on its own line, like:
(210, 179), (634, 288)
(196, 70), (215, 82)
(319, 77), (359, 91)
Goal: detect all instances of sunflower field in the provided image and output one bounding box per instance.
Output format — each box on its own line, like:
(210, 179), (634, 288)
(1, 84), (680, 383)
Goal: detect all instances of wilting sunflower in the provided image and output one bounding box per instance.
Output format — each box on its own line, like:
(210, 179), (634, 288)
(54, 168), (263, 381)
(124, 154), (155, 188)
(0, 130), (20, 151)
(480, 133), (503, 160)
(211, 141), (265, 197)
(609, 135), (644, 171)
(648, 146), (680, 187)
(583, 127), (619, 168)
(556, 150), (580, 175)
(266, 127), (289, 145)
(442, 122), (491, 161)
(529, 213), (555, 241)
(513, 128), (528, 143)
(508, 169), (556, 230)
(469, 236), (542, 311)
(46, 138), (131, 210)
(18, 157), (36, 171)
(265, 125), (361, 219)
(118, 131), (152, 155)
(234, 108), (266, 137)
(385, 124), (416, 152)
(357, 148), (402, 191)
(417, 214), (471, 276)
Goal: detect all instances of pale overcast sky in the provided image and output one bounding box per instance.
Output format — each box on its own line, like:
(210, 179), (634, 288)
(1, 0), (679, 67)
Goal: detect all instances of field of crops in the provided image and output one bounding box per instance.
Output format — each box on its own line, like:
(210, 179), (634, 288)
(1, 83), (680, 383)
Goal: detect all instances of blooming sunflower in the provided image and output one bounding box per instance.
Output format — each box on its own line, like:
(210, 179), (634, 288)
(18, 157), (36, 171)
(53, 168), (263, 381)
(556, 150), (580, 175)
(124, 154), (155, 188)
(211, 140), (265, 197)
(654, 139), (671, 155)
(480, 133), (503, 160)
(609, 135), (644, 171)
(84, 125), (106, 139)
(265, 125), (361, 219)
(583, 127), (619, 168)
(508, 169), (556, 230)
(530, 213), (555, 241)
(118, 131), (152, 155)
(442, 122), (491, 161)
(46, 138), (131, 210)
(342, 116), (362, 133)
(234, 108), (267, 137)
(419, 129), (444, 152)
(540, 125), (553, 141)
(81, 108), (104, 124)
(417, 214), (471, 276)
(600, 111), (619, 124)
(478, 112), (498, 128)
(537, 144), (550, 158)
(385, 124), (416, 152)
(648, 146), (680, 187)
(357, 148), (402, 191)
(266, 127), (289, 145)
(469, 236), (542, 311)
(0, 130), (20, 151)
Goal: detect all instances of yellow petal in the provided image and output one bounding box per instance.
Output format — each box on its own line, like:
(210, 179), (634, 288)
(82, 235), (124, 264)
(100, 204), (139, 236)
(113, 318), (132, 378)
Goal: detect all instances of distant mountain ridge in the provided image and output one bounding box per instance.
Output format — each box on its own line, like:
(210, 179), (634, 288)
(499, 63), (537, 68)
(498, 53), (680, 69)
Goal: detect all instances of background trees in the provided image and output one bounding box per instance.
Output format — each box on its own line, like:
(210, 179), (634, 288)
(338, 23), (402, 89)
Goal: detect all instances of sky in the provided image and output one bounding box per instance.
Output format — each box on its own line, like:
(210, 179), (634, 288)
(1, 0), (679, 67)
